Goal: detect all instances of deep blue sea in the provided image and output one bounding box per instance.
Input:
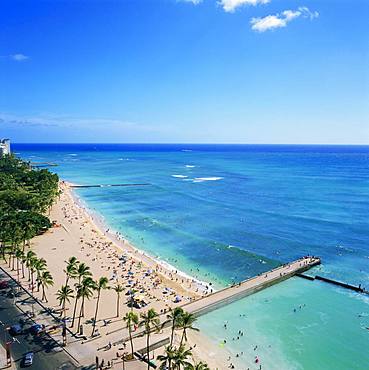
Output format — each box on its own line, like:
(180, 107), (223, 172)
(13, 144), (369, 370)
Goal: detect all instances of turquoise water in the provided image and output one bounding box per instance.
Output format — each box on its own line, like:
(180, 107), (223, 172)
(14, 144), (369, 369)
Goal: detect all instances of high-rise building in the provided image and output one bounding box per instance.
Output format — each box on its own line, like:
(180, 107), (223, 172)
(0, 139), (11, 156)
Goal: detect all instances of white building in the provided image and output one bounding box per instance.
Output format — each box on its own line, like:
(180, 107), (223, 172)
(0, 139), (11, 156)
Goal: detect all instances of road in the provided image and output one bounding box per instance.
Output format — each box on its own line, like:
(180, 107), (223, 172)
(0, 271), (83, 370)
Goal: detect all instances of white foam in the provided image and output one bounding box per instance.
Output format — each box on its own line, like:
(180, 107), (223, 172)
(172, 175), (188, 178)
(193, 177), (223, 183)
(185, 165), (196, 168)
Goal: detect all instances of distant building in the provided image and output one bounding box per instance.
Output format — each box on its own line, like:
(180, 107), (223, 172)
(0, 139), (11, 156)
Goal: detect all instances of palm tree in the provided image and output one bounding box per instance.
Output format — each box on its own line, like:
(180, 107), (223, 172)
(167, 307), (184, 347)
(188, 362), (210, 370)
(123, 311), (139, 358)
(70, 262), (92, 328)
(56, 285), (74, 320)
(157, 345), (176, 370)
(39, 270), (54, 302)
(25, 250), (36, 281)
(34, 257), (47, 292)
(172, 345), (192, 370)
(140, 308), (160, 370)
(29, 255), (38, 293)
(113, 282), (125, 317)
(178, 312), (199, 346)
(20, 250), (27, 279)
(14, 248), (23, 282)
(91, 276), (109, 337)
(63, 256), (78, 286)
(76, 277), (95, 331)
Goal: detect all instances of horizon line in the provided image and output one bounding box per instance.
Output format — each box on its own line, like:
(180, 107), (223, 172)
(10, 142), (369, 146)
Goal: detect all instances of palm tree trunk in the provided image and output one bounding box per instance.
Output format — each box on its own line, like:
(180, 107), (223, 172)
(31, 270), (34, 293)
(129, 324), (134, 358)
(65, 275), (69, 288)
(8, 248), (11, 267)
(70, 276), (81, 328)
(70, 296), (79, 328)
(21, 261), (25, 279)
(91, 290), (101, 337)
(170, 319), (175, 347)
(77, 301), (84, 332)
(16, 258), (20, 282)
(180, 329), (186, 346)
(11, 248), (15, 270)
(146, 332), (150, 370)
(42, 285), (45, 302)
(61, 300), (66, 318)
(0, 244), (6, 263)
(116, 293), (120, 317)
(37, 273), (40, 292)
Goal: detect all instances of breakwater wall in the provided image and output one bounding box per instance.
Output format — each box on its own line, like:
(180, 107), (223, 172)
(297, 273), (368, 295)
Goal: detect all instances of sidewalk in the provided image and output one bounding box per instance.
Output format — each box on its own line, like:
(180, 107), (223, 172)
(0, 343), (16, 370)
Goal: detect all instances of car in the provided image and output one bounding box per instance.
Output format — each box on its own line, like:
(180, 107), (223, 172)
(9, 324), (22, 336)
(0, 280), (9, 289)
(23, 352), (34, 367)
(29, 324), (44, 336)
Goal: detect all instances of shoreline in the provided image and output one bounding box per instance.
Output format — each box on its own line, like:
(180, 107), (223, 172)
(65, 181), (214, 296)
(36, 180), (234, 368)
(1, 177), (236, 369)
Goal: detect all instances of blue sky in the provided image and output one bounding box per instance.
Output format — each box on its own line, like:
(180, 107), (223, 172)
(0, 0), (368, 144)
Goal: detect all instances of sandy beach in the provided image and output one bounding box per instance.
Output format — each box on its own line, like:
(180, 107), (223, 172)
(1, 181), (233, 369)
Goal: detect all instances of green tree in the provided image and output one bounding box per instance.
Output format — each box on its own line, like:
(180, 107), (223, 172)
(185, 362), (210, 370)
(167, 307), (184, 347)
(91, 276), (109, 337)
(123, 311), (139, 358)
(63, 256), (78, 287)
(172, 345), (192, 370)
(156, 346), (176, 370)
(25, 250), (36, 281)
(14, 248), (23, 282)
(29, 255), (38, 293)
(178, 312), (199, 346)
(157, 345), (176, 370)
(76, 277), (95, 330)
(56, 285), (74, 321)
(34, 257), (47, 292)
(140, 308), (161, 370)
(70, 262), (92, 328)
(113, 282), (125, 318)
(38, 270), (54, 302)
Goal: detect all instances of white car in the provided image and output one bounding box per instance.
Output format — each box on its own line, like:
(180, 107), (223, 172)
(23, 352), (34, 367)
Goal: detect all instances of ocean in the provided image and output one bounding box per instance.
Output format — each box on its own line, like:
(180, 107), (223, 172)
(13, 144), (369, 370)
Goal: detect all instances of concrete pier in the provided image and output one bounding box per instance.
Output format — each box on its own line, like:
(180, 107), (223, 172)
(181, 256), (321, 317)
(114, 256), (321, 345)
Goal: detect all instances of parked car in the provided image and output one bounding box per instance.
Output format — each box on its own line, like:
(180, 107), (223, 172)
(23, 352), (34, 367)
(0, 280), (9, 289)
(9, 324), (22, 336)
(29, 324), (44, 336)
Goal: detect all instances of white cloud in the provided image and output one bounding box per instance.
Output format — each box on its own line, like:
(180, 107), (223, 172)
(219, 0), (270, 13)
(11, 53), (29, 61)
(250, 6), (319, 32)
(0, 53), (30, 62)
(177, 0), (202, 4)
